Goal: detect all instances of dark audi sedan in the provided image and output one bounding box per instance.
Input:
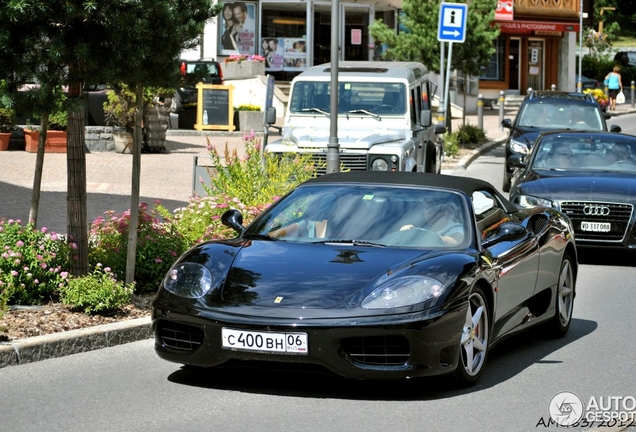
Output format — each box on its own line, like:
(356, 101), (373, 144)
(153, 172), (577, 386)
(501, 90), (621, 192)
(509, 130), (636, 251)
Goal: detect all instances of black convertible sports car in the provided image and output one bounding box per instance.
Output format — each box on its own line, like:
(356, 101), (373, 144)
(509, 130), (636, 251)
(152, 172), (577, 386)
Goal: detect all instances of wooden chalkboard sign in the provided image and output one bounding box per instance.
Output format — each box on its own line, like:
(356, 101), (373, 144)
(195, 84), (235, 131)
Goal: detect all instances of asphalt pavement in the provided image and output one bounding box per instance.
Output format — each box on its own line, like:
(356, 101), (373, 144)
(1, 103), (634, 368)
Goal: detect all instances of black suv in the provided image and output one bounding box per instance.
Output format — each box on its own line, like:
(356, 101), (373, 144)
(170, 59), (224, 129)
(501, 90), (621, 192)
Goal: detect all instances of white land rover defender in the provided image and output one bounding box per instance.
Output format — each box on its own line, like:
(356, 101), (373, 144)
(266, 61), (446, 174)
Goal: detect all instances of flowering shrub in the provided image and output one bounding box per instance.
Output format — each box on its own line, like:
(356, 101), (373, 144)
(224, 54), (266, 63)
(0, 219), (72, 309)
(235, 104), (261, 111)
(88, 203), (188, 293)
(158, 195), (266, 245)
(203, 132), (317, 207)
(583, 88), (608, 109)
(59, 264), (134, 314)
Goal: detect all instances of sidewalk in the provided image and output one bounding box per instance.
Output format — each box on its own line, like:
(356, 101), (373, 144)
(0, 110), (509, 234)
(1, 103), (634, 368)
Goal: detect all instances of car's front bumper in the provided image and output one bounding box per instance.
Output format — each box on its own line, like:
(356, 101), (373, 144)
(151, 300), (467, 380)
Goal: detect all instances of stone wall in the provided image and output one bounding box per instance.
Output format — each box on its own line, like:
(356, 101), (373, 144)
(85, 126), (116, 152)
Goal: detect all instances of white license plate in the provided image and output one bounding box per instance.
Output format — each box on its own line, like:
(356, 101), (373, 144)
(581, 221), (611, 232)
(222, 328), (308, 355)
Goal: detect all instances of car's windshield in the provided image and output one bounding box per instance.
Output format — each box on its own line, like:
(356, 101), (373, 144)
(246, 185), (469, 248)
(532, 134), (636, 172)
(288, 81), (407, 115)
(517, 102), (603, 130)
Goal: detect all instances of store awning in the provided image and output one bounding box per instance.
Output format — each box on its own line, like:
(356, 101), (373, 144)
(495, 20), (580, 34)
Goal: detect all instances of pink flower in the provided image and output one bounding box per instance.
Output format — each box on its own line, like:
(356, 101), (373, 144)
(155, 257), (163, 263)
(41, 227), (48, 233)
(16, 240), (24, 247)
(10, 270), (18, 276)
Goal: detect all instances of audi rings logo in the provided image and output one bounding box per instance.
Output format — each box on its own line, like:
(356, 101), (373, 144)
(583, 204), (610, 216)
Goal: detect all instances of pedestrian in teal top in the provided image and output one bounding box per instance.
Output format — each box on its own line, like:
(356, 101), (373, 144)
(605, 66), (623, 111)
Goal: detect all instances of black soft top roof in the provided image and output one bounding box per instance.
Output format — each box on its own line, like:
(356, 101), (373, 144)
(304, 172), (518, 213)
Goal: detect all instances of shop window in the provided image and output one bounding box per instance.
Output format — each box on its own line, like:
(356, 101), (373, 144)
(261, 8), (307, 80)
(480, 38), (505, 81)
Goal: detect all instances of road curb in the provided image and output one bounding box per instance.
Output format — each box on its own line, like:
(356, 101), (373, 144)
(442, 137), (507, 174)
(0, 316), (152, 368)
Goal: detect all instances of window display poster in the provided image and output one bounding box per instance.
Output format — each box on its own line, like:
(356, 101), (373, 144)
(262, 37), (285, 71)
(283, 38), (307, 71)
(219, 2), (256, 55)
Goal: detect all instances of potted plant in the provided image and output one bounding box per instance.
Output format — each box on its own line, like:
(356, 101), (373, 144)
(0, 80), (16, 151)
(0, 108), (15, 151)
(22, 87), (68, 153)
(223, 54), (265, 80)
(104, 84), (172, 153)
(103, 84), (136, 153)
(234, 103), (263, 132)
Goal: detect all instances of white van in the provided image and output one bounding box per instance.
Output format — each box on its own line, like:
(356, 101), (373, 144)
(265, 61), (446, 174)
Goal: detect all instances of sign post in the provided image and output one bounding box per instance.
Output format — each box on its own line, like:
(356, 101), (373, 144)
(437, 2), (468, 127)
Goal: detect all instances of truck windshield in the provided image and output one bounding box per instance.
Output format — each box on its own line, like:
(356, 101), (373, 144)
(288, 81), (407, 116)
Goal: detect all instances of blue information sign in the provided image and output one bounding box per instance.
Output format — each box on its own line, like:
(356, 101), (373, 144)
(437, 2), (468, 43)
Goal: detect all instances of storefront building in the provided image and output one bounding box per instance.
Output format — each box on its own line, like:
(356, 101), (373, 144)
(182, 0), (590, 99)
(481, 0), (589, 99)
(182, 0), (400, 82)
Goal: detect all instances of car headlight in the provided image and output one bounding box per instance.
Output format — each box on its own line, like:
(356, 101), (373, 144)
(361, 276), (445, 309)
(509, 138), (529, 154)
(515, 194), (555, 209)
(163, 262), (215, 299)
(371, 157), (389, 171)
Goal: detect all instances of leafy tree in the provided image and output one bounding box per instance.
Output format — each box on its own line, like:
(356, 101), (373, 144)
(370, 0), (498, 130)
(0, 0), (221, 277)
(370, 0), (498, 74)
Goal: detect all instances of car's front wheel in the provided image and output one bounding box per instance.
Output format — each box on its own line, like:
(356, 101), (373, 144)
(454, 286), (490, 386)
(545, 253), (575, 338)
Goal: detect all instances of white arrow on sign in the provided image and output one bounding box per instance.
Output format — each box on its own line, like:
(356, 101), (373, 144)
(442, 30), (460, 37)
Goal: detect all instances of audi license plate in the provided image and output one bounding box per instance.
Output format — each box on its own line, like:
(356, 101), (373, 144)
(581, 221), (611, 232)
(222, 328), (308, 355)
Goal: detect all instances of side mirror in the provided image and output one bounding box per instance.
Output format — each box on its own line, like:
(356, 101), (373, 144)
(420, 109), (432, 128)
(501, 118), (512, 129)
(610, 124), (622, 133)
(265, 106), (277, 125)
(482, 222), (527, 248)
(507, 154), (526, 168)
(434, 124), (446, 135)
(221, 209), (245, 234)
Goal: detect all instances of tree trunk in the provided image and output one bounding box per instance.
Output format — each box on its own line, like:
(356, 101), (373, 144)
(29, 112), (50, 228)
(125, 84), (143, 284)
(67, 80), (89, 276)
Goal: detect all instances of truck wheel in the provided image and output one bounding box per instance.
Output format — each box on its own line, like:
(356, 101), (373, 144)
(423, 141), (437, 173)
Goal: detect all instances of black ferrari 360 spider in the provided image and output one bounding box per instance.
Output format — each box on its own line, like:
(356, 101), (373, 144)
(152, 172), (577, 386)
